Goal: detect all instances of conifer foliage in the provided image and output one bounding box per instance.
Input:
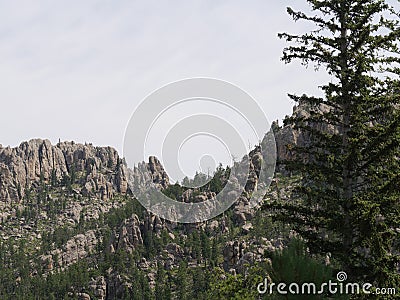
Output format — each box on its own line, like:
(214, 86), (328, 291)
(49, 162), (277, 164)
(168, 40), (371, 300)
(267, 0), (400, 287)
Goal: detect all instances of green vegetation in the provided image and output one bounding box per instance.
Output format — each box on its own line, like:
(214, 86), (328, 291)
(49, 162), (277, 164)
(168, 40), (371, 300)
(266, 0), (400, 292)
(0, 1), (399, 299)
(266, 239), (346, 299)
(162, 164), (231, 201)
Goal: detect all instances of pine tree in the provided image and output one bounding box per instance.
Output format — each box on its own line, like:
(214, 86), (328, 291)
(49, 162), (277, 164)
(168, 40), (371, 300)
(176, 261), (190, 300)
(266, 0), (400, 288)
(155, 263), (170, 300)
(210, 238), (219, 267)
(200, 231), (211, 262)
(50, 168), (57, 187)
(191, 268), (208, 299)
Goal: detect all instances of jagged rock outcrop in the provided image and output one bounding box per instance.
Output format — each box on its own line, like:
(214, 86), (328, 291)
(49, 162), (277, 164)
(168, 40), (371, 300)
(107, 212), (171, 255)
(41, 230), (100, 271)
(148, 156), (169, 189)
(116, 214), (143, 253)
(233, 196), (254, 226)
(165, 242), (184, 258)
(143, 211), (165, 234)
(163, 243), (184, 270)
(0, 139), (126, 203)
(0, 140), (169, 205)
(222, 240), (247, 273)
(273, 100), (336, 165)
(229, 146), (267, 225)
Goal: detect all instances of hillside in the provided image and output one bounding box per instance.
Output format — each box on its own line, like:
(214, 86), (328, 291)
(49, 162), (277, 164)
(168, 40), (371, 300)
(2, 101), (394, 299)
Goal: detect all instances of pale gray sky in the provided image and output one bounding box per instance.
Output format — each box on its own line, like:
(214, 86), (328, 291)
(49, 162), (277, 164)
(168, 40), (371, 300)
(0, 0), (330, 156)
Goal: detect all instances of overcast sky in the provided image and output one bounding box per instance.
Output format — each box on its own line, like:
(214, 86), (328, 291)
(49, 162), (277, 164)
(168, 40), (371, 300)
(0, 1), (333, 152)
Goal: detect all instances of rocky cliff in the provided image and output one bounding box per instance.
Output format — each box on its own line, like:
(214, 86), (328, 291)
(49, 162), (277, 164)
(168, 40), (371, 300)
(0, 140), (124, 203)
(0, 139), (172, 204)
(273, 99), (335, 167)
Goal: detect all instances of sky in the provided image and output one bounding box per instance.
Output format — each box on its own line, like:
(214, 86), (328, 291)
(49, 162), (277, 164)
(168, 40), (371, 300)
(0, 0), (340, 178)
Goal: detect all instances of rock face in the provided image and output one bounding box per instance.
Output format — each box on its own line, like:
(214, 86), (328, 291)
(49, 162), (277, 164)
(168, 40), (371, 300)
(0, 139), (169, 205)
(143, 212), (165, 234)
(41, 230), (100, 271)
(0, 139), (126, 203)
(223, 240), (246, 272)
(163, 243), (185, 270)
(273, 100), (336, 165)
(148, 156), (169, 189)
(117, 214), (143, 253)
(106, 212), (171, 256)
(233, 196), (254, 225)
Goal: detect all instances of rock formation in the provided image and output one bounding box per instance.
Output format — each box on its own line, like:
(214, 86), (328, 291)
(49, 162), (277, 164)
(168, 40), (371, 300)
(0, 139), (170, 205)
(41, 229), (100, 271)
(273, 99), (336, 165)
(116, 214), (143, 253)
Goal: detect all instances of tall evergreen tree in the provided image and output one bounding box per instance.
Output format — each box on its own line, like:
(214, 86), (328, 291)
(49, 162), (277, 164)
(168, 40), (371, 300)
(267, 0), (400, 288)
(176, 261), (190, 300)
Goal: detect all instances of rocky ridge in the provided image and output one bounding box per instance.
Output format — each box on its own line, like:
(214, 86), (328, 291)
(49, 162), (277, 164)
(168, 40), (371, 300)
(0, 102), (317, 299)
